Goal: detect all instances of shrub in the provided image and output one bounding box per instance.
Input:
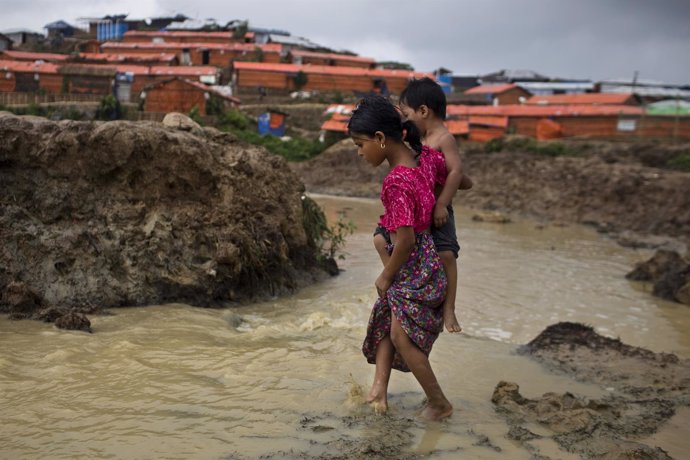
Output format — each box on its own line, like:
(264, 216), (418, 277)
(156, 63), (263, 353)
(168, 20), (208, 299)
(668, 153), (690, 172)
(188, 106), (203, 125)
(301, 195), (355, 263)
(95, 95), (121, 120)
(293, 71), (308, 91)
(218, 108), (251, 130)
(484, 137), (504, 153)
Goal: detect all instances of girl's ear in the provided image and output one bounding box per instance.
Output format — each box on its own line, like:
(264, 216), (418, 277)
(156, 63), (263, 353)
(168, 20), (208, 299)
(374, 131), (387, 146)
(419, 105), (430, 118)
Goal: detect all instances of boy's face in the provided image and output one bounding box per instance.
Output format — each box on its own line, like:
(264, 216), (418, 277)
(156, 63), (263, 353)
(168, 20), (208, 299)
(398, 103), (427, 130)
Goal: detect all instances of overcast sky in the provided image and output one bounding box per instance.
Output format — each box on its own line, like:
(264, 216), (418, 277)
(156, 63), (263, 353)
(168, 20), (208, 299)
(1, 0), (689, 84)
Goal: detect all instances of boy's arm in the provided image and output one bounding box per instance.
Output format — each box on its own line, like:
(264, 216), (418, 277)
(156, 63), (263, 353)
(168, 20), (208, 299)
(373, 233), (391, 266)
(434, 133), (464, 226)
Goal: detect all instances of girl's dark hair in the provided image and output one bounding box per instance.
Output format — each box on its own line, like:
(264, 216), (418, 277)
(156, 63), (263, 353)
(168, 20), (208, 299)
(347, 95), (423, 154)
(399, 77), (447, 120)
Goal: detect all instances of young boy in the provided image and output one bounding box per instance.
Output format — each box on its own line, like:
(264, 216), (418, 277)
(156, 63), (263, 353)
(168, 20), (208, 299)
(377, 77), (471, 333)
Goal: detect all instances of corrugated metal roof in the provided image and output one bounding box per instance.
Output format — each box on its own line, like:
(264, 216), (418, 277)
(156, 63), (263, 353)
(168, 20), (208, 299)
(526, 93), (637, 105)
(143, 77), (240, 103)
(0, 50), (69, 61)
(267, 34), (321, 49)
(290, 50), (375, 64)
(447, 104), (644, 117)
(77, 52), (177, 63)
(114, 64), (218, 76)
(464, 84), (518, 95)
(0, 59), (59, 73)
(102, 41), (282, 53)
(124, 30), (235, 39)
(515, 81), (595, 93)
(233, 61), (430, 79)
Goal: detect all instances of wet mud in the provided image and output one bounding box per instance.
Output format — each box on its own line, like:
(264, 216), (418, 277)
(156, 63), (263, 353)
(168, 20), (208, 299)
(0, 112), (331, 325)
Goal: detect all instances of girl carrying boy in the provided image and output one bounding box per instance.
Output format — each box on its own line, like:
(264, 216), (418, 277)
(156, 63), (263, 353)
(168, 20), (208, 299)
(348, 95), (453, 421)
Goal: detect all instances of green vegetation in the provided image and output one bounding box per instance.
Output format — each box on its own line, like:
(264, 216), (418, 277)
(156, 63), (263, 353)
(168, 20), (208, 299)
(254, 47), (264, 62)
(232, 129), (323, 161)
(188, 106), (203, 125)
(301, 195), (355, 262)
(7, 103), (53, 117)
(218, 108), (250, 130)
(232, 21), (249, 39)
(95, 95), (121, 120)
(485, 136), (588, 157)
(217, 108), (324, 162)
(293, 71), (308, 91)
(668, 153), (690, 172)
(205, 96), (226, 117)
(61, 77), (70, 95)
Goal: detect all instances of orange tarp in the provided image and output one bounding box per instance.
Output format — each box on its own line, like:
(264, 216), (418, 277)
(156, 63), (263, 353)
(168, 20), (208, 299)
(536, 118), (564, 140)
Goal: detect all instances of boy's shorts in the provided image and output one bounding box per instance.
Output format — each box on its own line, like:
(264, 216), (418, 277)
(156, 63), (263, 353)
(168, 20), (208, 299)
(373, 205), (460, 258)
(432, 205), (460, 258)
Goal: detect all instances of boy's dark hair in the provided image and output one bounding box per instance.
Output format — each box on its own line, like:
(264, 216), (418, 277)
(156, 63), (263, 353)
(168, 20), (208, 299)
(399, 77), (447, 120)
(348, 95), (422, 154)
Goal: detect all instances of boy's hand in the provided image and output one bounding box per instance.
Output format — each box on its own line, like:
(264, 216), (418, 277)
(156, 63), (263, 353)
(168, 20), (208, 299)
(433, 204), (449, 227)
(375, 272), (393, 297)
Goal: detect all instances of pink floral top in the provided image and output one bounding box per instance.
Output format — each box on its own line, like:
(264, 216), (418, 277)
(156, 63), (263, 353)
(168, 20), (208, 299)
(417, 145), (447, 189)
(379, 166), (435, 233)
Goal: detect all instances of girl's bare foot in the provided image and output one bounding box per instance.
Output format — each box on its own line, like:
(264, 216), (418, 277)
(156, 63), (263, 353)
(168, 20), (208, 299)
(443, 308), (462, 333)
(419, 401), (453, 421)
(366, 388), (388, 413)
(366, 393), (388, 413)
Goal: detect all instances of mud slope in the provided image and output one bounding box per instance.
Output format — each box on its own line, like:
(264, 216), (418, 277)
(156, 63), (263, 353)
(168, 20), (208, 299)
(0, 112), (327, 318)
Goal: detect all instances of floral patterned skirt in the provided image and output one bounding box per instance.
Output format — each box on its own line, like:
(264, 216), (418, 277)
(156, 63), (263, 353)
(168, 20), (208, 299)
(362, 232), (447, 372)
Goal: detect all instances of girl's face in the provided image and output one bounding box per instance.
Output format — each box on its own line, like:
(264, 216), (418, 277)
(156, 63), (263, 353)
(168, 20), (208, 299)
(351, 133), (385, 167)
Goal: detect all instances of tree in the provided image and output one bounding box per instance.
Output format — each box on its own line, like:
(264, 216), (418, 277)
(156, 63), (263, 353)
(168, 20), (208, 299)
(293, 71), (308, 91)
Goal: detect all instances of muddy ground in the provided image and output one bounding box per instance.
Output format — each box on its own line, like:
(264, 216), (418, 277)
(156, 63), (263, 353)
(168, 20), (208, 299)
(0, 112), (331, 327)
(219, 323), (690, 460)
(292, 137), (690, 249)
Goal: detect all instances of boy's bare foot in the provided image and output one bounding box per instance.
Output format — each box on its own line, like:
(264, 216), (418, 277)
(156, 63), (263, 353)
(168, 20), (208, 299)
(419, 401), (453, 421)
(443, 308), (462, 333)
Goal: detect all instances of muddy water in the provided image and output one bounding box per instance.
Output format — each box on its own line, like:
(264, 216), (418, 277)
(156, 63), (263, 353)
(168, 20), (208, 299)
(2, 195), (689, 459)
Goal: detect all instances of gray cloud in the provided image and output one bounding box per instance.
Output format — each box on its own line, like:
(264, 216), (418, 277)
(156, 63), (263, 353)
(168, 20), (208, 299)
(1, 0), (688, 84)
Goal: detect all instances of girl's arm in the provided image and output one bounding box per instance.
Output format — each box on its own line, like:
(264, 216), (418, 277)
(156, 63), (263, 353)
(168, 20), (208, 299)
(375, 226), (414, 296)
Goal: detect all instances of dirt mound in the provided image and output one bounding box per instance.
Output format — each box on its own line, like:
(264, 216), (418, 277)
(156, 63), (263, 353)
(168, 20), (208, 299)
(626, 250), (690, 305)
(492, 381), (674, 459)
(518, 322), (686, 398)
(291, 139), (690, 243)
(289, 138), (388, 197)
(461, 150), (690, 242)
(0, 112), (328, 322)
(496, 322), (690, 458)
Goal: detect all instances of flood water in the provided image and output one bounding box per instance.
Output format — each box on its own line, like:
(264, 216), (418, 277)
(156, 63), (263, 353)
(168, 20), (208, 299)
(2, 194), (689, 459)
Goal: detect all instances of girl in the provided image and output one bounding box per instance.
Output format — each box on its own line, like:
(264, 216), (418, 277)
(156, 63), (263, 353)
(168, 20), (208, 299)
(348, 95), (453, 421)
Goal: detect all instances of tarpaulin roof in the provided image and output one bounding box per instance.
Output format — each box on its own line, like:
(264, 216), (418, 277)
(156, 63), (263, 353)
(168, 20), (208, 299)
(233, 61), (430, 79)
(526, 93), (638, 106)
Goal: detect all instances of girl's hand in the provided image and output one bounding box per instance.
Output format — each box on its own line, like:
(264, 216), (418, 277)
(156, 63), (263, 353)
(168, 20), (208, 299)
(375, 273), (393, 297)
